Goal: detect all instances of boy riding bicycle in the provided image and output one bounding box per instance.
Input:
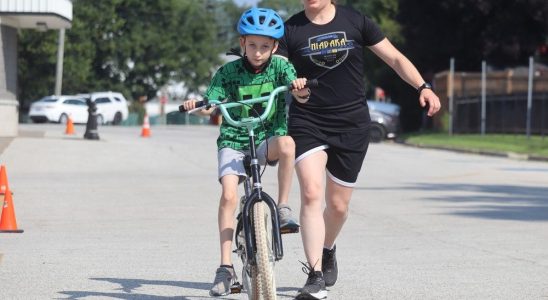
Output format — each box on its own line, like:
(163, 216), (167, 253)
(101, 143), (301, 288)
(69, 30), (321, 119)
(181, 7), (310, 297)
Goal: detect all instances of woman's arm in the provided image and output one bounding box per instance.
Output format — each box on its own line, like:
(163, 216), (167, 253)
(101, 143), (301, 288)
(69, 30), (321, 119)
(369, 38), (441, 116)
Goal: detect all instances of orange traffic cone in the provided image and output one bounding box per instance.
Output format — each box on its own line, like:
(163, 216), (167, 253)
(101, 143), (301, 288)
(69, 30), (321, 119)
(0, 165), (8, 195)
(141, 113), (151, 137)
(0, 186), (23, 233)
(65, 116), (75, 135)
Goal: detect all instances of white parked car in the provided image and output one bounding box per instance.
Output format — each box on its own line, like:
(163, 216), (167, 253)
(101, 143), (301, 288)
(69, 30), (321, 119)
(77, 91), (129, 125)
(28, 95), (89, 124)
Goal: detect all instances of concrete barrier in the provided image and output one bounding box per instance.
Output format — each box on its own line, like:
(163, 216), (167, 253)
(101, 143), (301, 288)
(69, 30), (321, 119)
(0, 99), (18, 137)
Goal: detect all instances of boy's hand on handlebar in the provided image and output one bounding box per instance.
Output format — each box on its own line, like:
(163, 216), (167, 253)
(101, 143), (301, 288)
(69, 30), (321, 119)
(291, 78), (311, 104)
(182, 99), (199, 111)
(181, 99), (213, 115)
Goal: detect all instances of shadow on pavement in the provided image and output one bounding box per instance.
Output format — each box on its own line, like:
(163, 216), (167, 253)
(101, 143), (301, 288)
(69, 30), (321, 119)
(58, 290), (189, 299)
(90, 278), (210, 293)
(58, 278), (299, 299)
(57, 278), (215, 300)
(358, 183), (548, 222)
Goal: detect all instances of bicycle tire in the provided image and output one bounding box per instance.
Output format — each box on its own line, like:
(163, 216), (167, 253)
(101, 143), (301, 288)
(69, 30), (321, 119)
(252, 201), (276, 299)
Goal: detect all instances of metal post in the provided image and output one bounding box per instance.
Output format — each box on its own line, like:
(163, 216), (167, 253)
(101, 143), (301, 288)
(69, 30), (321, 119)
(54, 28), (65, 96)
(526, 56), (534, 139)
(449, 58), (455, 136)
(481, 61), (487, 135)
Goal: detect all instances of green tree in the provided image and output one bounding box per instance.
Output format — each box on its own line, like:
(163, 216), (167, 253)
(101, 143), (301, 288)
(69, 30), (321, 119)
(207, 0), (243, 55)
(398, 0), (548, 72)
(259, 0), (304, 19)
(17, 30), (59, 110)
(17, 0), (226, 108)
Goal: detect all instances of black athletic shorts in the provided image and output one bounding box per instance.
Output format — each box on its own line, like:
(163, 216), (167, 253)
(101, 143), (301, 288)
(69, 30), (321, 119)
(289, 126), (370, 187)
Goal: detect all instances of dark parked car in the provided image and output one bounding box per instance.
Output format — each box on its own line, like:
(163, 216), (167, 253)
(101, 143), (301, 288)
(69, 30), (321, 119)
(367, 100), (400, 143)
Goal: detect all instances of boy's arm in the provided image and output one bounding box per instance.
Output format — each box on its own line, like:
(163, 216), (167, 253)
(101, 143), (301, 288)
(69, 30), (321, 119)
(182, 65), (228, 116)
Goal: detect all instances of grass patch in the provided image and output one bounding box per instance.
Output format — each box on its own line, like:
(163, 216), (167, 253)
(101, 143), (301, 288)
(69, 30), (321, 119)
(402, 133), (548, 158)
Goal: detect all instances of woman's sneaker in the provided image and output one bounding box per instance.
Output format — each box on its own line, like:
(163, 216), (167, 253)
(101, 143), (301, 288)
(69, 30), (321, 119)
(322, 245), (338, 287)
(209, 265), (237, 296)
(296, 262), (327, 299)
(278, 204), (300, 234)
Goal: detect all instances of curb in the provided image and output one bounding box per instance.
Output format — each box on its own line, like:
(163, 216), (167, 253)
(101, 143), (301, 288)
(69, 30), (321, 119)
(396, 140), (548, 163)
(0, 138), (13, 156)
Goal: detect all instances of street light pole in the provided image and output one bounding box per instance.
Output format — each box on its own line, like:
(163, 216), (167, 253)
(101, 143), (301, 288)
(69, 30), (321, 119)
(54, 28), (65, 96)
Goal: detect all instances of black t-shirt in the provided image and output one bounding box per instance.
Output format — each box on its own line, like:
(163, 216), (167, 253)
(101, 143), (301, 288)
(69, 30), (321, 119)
(278, 5), (385, 132)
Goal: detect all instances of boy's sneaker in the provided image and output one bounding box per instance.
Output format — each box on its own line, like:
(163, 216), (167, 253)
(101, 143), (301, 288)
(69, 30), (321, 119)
(278, 204), (300, 234)
(296, 264), (327, 300)
(209, 266), (237, 296)
(322, 245), (338, 287)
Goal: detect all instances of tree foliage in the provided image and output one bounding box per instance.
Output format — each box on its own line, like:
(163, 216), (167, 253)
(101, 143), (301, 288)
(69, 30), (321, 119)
(17, 0), (548, 131)
(17, 0), (229, 107)
(398, 0), (548, 72)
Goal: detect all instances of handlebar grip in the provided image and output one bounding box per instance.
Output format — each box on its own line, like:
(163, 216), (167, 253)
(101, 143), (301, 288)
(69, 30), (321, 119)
(305, 79), (319, 88)
(178, 100), (206, 113)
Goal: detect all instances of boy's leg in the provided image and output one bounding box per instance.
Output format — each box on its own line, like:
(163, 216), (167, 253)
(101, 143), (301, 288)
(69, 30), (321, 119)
(258, 136), (299, 232)
(264, 136), (295, 207)
(210, 174), (240, 296)
(218, 174), (240, 266)
(211, 148), (247, 296)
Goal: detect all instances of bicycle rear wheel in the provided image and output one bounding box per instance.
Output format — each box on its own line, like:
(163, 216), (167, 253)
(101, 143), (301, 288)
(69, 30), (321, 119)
(252, 201), (276, 299)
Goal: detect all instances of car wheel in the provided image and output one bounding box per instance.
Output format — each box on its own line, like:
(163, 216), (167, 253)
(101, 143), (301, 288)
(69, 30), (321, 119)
(112, 112), (122, 125)
(96, 114), (104, 125)
(369, 123), (386, 143)
(59, 114), (69, 124)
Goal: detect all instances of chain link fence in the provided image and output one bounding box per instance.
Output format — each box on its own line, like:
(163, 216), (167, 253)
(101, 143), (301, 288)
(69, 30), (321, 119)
(433, 59), (548, 137)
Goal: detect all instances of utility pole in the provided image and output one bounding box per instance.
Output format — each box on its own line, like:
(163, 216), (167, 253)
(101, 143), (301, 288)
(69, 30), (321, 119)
(54, 28), (65, 96)
(448, 58), (454, 136)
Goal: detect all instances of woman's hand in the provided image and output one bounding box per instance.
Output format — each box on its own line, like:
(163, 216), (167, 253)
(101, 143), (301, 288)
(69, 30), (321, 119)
(419, 89), (441, 117)
(291, 78), (311, 103)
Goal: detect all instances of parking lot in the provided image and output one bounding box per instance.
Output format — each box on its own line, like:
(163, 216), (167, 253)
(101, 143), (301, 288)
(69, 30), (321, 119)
(1, 124), (547, 299)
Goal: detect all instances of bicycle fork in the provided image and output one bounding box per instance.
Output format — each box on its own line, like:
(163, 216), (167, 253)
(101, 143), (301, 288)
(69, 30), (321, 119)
(242, 189), (284, 265)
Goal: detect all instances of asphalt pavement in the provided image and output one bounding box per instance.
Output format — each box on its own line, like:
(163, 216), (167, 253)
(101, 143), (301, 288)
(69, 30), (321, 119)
(1, 123), (547, 299)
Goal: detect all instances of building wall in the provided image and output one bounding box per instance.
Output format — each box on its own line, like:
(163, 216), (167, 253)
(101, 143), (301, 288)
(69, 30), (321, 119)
(0, 25), (17, 99)
(0, 24), (18, 137)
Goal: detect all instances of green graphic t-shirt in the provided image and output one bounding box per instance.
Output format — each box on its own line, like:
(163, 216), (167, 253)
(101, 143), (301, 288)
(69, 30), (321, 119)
(205, 56), (297, 150)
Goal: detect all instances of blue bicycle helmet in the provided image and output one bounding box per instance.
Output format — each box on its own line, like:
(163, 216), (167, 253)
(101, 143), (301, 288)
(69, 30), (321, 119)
(237, 7), (284, 39)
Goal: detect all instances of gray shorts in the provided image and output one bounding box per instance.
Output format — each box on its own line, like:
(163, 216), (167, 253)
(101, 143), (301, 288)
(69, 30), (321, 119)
(218, 137), (279, 183)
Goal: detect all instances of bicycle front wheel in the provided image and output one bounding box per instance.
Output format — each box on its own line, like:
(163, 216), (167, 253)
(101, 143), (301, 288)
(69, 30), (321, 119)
(252, 201), (276, 299)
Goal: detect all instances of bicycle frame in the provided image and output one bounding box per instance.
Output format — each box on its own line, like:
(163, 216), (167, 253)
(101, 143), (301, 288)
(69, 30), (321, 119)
(239, 131), (284, 265)
(189, 85), (289, 266)
(218, 86), (290, 265)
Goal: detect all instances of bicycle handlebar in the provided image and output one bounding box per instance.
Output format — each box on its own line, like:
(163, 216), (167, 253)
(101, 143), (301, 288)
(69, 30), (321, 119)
(178, 80), (318, 128)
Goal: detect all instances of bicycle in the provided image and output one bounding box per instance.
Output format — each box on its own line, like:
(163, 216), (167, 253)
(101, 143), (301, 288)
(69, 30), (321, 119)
(179, 80), (315, 299)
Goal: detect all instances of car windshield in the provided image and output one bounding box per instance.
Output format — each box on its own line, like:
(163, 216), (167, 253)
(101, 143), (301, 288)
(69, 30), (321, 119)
(39, 98), (58, 103)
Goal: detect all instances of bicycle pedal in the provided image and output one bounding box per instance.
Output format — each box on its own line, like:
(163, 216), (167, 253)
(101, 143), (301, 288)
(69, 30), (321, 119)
(230, 282), (243, 294)
(280, 226), (300, 234)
